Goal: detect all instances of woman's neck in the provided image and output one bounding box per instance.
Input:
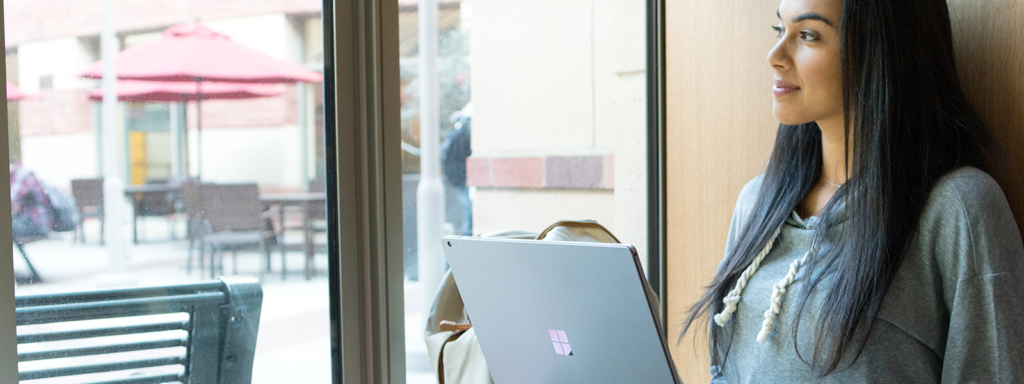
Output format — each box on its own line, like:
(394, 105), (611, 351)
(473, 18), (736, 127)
(796, 116), (850, 219)
(817, 116), (851, 185)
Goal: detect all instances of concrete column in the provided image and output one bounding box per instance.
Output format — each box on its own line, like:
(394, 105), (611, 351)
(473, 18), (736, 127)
(100, 0), (127, 279)
(417, 0), (446, 308)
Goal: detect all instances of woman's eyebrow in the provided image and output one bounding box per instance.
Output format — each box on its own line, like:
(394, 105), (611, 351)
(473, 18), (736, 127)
(776, 10), (835, 27)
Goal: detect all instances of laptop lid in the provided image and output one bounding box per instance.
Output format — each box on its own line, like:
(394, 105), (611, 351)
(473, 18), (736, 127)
(441, 236), (681, 384)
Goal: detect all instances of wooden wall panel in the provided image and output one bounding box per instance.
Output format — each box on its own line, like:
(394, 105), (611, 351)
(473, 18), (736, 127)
(665, 0), (1024, 382)
(948, 0), (1024, 232)
(665, 0), (780, 381)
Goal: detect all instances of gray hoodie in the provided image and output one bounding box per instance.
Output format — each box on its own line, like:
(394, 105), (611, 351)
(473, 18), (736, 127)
(710, 167), (1024, 383)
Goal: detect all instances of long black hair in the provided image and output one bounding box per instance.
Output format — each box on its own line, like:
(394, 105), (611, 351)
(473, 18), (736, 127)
(680, 0), (990, 376)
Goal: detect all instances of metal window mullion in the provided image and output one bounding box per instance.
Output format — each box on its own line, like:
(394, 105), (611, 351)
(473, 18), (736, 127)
(646, 0), (668, 326)
(326, 0), (403, 383)
(378, 0), (406, 380)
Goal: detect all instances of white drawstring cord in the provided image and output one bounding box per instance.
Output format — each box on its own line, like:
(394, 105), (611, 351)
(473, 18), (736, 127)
(713, 226), (782, 327)
(756, 237), (818, 343)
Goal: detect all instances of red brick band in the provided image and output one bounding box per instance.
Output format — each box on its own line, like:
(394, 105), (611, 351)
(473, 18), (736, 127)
(466, 155), (614, 190)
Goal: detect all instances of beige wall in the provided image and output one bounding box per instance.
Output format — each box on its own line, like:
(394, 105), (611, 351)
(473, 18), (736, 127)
(471, 0), (644, 156)
(17, 37), (96, 93)
(471, 0), (597, 154)
(188, 125), (305, 191)
(473, 189), (615, 235)
(665, 0), (1024, 383)
(593, 0), (646, 151)
(599, 0), (648, 264)
(205, 13), (303, 64)
(21, 132), (99, 186)
(469, 0), (648, 261)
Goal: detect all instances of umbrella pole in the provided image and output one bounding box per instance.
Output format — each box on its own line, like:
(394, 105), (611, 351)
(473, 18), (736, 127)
(179, 94), (190, 177)
(169, 100), (180, 176)
(195, 79), (202, 180)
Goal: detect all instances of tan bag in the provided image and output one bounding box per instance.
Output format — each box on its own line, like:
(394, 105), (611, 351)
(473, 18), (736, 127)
(424, 271), (493, 384)
(424, 220), (644, 384)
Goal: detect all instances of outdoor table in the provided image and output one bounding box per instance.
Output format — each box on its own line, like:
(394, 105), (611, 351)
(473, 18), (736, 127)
(124, 184), (181, 244)
(260, 192), (327, 280)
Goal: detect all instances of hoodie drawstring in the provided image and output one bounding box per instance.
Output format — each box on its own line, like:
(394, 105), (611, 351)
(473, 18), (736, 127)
(713, 226), (782, 326)
(714, 225), (821, 344)
(756, 236), (818, 342)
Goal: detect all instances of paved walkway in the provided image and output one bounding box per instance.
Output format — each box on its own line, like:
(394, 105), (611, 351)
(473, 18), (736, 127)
(12, 218), (437, 383)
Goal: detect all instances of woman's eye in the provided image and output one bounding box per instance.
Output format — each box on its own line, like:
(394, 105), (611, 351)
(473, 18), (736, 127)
(800, 30), (820, 41)
(772, 25), (784, 38)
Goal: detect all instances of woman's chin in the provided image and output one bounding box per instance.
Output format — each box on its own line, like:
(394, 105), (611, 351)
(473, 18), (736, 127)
(776, 119), (812, 126)
(772, 110), (813, 126)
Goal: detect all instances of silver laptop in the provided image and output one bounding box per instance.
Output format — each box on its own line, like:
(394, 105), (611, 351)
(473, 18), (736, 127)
(441, 236), (681, 384)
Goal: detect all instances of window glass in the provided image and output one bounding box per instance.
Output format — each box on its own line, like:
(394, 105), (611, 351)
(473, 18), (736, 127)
(397, 1), (648, 382)
(6, 2), (331, 383)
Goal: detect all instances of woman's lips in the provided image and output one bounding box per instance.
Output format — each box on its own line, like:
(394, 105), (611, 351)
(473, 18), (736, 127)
(773, 80), (800, 97)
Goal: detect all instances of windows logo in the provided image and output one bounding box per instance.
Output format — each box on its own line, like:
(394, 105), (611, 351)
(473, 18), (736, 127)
(548, 329), (573, 356)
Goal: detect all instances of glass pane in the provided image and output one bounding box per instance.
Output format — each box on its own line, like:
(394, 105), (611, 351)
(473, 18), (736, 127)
(397, 1), (648, 382)
(6, 2), (331, 383)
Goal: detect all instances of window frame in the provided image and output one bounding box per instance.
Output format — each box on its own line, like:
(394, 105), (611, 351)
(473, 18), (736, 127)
(323, 0), (405, 382)
(0, 0), (666, 382)
(648, 0), (667, 323)
(0, 3), (18, 380)
(325, 0), (667, 382)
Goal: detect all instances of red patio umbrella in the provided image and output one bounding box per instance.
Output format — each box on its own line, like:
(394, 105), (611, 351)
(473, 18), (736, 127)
(7, 82), (25, 101)
(79, 22), (322, 83)
(88, 80), (283, 102)
(79, 22), (323, 177)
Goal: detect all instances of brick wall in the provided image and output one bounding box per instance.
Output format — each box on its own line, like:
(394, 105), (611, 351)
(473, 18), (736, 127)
(18, 89), (94, 136)
(466, 154), (615, 190)
(4, 0), (322, 47)
(17, 85), (303, 136)
(186, 84), (300, 129)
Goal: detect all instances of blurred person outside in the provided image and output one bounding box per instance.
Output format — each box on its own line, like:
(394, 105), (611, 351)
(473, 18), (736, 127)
(442, 103), (472, 236)
(10, 163), (53, 238)
(10, 163), (78, 239)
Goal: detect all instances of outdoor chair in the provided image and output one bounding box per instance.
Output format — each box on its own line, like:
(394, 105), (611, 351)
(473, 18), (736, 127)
(308, 180), (329, 253)
(129, 177), (187, 242)
(265, 179), (328, 280)
(309, 178), (328, 225)
(194, 183), (278, 279)
(301, 179), (329, 265)
(14, 277), (263, 383)
(182, 179), (204, 274)
(70, 178), (104, 245)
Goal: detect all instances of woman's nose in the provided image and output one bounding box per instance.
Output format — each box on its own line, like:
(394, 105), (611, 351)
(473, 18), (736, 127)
(767, 41), (790, 70)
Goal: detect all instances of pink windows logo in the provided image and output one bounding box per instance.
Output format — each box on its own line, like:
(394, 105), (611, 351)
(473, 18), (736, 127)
(548, 329), (574, 356)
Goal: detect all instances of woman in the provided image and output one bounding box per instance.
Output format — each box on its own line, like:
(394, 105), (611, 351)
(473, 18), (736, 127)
(680, 0), (1024, 381)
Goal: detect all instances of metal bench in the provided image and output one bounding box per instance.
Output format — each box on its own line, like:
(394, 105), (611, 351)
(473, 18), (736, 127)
(14, 277), (263, 383)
